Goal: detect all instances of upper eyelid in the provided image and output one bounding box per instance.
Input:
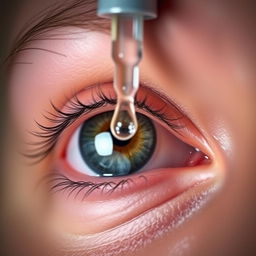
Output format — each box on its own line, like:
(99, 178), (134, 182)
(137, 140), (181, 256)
(25, 86), (184, 163)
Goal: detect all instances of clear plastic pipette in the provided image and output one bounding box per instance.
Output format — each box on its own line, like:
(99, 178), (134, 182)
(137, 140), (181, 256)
(97, 0), (157, 141)
(110, 15), (142, 140)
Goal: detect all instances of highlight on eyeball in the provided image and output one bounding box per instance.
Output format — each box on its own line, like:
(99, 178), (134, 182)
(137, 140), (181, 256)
(2, 0), (256, 256)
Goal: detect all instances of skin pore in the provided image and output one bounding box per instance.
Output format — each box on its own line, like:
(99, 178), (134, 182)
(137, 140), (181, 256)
(3, 0), (256, 255)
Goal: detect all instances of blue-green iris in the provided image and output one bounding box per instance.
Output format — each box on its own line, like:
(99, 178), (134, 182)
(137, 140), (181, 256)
(79, 111), (156, 176)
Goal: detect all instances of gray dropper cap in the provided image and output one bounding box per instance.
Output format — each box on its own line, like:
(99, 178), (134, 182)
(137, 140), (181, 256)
(97, 0), (157, 19)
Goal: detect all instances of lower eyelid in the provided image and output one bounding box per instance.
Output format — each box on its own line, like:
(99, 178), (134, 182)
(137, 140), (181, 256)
(48, 162), (215, 234)
(53, 161), (213, 195)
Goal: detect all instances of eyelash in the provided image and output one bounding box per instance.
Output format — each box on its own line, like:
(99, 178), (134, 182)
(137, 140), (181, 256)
(46, 172), (145, 199)
(26, 86), (183, 163)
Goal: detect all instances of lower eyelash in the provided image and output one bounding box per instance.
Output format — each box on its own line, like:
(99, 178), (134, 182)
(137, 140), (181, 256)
(25, 86), (183, 163)
(45, 173), (136, 200)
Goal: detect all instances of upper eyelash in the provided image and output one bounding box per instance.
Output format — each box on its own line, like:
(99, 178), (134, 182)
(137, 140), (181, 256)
(25, 87), (184, 163)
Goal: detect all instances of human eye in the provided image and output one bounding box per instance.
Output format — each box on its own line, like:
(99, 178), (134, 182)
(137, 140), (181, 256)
(24, 82), (213, 237)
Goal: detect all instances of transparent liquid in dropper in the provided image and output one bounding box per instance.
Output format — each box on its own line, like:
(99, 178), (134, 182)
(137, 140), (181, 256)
(110, 15), (143, 141)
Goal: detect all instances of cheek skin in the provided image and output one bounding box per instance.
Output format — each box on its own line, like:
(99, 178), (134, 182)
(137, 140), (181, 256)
(139, 1), (256, 256)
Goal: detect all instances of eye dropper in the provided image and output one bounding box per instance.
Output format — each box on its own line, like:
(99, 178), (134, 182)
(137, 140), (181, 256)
(97, 0), (157, 141)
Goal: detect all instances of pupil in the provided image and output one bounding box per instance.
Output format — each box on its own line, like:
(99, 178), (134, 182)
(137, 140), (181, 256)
(79, 111), (156, 177)
(109, 129), (131, 147)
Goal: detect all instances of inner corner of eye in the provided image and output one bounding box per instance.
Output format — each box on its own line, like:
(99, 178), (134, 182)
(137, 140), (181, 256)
(63, 109), (209, 178)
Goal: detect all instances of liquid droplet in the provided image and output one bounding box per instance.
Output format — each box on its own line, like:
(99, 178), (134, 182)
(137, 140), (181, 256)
(110, 100), (138, 141)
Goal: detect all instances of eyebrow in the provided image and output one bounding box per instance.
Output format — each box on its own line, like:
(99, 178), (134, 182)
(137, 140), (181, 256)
(7, 0), (109, 64)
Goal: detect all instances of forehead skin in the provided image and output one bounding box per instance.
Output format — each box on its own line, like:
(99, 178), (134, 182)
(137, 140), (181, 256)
(5, 0), (256, 255)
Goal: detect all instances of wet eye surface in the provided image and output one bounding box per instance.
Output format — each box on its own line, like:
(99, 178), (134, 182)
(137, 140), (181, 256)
(67, 105), (205, 180)
(78, 111), (156, 177)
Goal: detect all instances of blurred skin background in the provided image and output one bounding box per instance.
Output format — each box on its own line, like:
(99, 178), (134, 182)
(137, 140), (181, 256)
(1, 0), (256, 256)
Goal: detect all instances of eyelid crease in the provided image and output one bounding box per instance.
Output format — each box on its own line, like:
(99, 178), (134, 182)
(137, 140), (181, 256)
(25, 85), (184, 163)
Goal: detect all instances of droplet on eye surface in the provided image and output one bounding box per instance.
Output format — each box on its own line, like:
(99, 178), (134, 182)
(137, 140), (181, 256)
(110, 100), (138, 141)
